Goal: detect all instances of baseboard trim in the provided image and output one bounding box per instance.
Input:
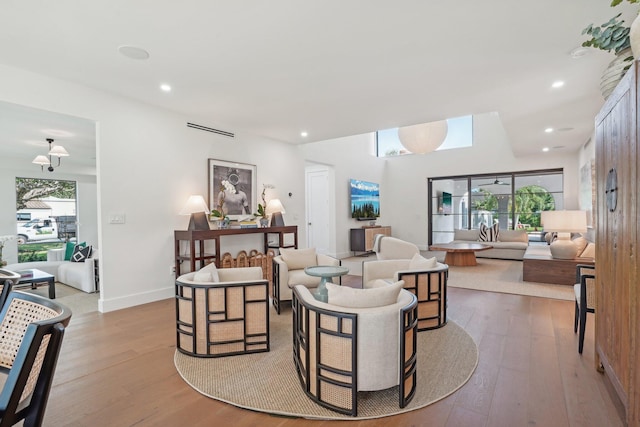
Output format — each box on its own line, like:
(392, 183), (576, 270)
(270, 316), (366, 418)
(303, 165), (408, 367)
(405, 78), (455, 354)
(98, 286), (174, 313)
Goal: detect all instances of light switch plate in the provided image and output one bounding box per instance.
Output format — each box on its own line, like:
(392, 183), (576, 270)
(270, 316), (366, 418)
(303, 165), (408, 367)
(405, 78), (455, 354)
(109, 213), (126, 224)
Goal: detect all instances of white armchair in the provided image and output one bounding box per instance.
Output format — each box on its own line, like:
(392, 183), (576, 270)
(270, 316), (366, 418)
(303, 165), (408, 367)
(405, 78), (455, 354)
(291, 283), (418, 416)
(363, 255), (449, 331)
(272, 247), (340, 314)
(373, 236), (419, 260)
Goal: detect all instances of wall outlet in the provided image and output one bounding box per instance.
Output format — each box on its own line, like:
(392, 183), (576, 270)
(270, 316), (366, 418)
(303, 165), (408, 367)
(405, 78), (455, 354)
(170, 265), (176, 275)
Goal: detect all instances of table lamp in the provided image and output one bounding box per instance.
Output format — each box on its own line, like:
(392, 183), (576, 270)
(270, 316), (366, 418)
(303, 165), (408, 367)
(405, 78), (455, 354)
(541, 210), (587, 259)
(266, 199), (285, 227)
(179, 195), (210, 231)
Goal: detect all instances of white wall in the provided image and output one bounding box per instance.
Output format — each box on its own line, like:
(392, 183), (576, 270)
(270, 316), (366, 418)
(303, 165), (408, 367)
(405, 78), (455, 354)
(0, 64), (305, 312)
(300, 112), (582, 253)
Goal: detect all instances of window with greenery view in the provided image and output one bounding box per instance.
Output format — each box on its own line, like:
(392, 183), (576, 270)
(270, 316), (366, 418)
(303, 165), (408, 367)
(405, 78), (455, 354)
(16, 177), (77, 262)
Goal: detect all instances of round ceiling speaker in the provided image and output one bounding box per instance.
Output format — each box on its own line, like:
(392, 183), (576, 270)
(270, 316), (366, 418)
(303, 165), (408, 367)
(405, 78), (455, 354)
(397, 120), (448, 154)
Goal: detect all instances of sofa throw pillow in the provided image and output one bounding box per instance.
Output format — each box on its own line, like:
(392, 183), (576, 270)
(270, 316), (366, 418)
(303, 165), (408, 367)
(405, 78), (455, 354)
(408, 253), (438, 270)
(193, 262), (220, 282)
(71, 245), (92, 262)
(327, 280), (404, 308)
(280, 247), (317, 270)
(478, 223), (499, 242)
(580, 242), (595, 259)
(572, 236), (588, 257)
(65, 241), (85, 261)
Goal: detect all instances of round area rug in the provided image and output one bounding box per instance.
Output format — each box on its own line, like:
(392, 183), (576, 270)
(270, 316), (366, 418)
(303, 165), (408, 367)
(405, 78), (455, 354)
(174, 312), (478, 420)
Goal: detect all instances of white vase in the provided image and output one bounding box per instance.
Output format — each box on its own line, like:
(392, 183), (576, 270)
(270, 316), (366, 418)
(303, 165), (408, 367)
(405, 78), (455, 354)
(600, 48), (633, 100)
(630, 14), (640, 59)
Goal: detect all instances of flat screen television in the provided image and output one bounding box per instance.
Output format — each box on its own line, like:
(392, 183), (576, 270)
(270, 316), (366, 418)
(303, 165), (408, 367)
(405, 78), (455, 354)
(350, 179), (380, 220)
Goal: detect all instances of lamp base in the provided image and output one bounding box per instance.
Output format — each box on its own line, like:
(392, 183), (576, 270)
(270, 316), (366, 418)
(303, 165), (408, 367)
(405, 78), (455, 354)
(188, 212), (210, 231)
(270, 212), (284, 227)
(549, 239), (578, 259)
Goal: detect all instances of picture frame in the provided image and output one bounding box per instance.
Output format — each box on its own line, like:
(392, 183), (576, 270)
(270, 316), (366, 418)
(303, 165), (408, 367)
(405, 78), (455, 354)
(208, 159), (257, 220)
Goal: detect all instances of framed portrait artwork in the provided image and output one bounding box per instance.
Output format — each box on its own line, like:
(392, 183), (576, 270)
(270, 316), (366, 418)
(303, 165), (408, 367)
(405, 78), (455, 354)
(208, 159), (257, 220)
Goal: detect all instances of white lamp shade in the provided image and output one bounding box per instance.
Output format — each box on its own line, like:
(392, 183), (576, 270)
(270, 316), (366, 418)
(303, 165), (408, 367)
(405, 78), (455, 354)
(541, 210), (587, 233)
(397, 120), (448, 154)
(32, 155), (51, 165)
(48, 145), (69, 157)
(179, 195), (210, 215)
(265, 198), (285, 215)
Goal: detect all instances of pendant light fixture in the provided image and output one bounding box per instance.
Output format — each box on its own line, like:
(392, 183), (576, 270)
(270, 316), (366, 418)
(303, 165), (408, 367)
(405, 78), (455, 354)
(33, 138), (69, 172)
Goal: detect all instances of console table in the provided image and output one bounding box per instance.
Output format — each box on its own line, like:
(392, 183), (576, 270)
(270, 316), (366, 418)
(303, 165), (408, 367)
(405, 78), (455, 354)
(522, 246), (594, 285)
(174, 226), (298, 275)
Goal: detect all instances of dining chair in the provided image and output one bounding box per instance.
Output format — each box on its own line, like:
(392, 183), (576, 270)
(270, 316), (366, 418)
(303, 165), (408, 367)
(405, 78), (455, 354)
(574, 264), (596, 354)
(0, 291), (72, 427)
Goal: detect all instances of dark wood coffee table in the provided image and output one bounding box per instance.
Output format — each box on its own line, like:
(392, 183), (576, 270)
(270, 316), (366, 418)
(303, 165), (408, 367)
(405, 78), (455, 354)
(16, 269), (56, 299)
(429, 243), (493, 266)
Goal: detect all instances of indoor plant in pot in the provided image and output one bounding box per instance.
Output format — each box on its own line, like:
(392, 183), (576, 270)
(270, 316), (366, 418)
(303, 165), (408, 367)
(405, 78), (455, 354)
(582, 1), (639, 98)
(254, 184), (274, 228)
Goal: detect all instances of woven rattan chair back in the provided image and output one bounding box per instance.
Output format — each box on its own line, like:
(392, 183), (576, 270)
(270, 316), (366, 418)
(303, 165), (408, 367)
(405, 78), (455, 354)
(0, 292), (71, 427)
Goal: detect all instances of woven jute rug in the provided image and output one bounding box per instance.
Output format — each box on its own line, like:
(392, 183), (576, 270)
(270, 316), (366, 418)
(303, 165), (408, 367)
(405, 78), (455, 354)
(174, 310), (478, 420)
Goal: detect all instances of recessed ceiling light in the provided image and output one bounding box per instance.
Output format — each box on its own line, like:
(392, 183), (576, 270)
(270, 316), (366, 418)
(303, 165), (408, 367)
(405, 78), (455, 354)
(551, 81), (565, 88)
(545, 128), (554, 133)
(160, 84), (172, 92)
(118, 45), (150, 60)
(542, 147), (550, 152)
(300, 131), (308, 137)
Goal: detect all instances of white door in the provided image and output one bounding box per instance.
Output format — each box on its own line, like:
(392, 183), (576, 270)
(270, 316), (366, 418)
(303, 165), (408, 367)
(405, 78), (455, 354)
(306, 167), (330, 254)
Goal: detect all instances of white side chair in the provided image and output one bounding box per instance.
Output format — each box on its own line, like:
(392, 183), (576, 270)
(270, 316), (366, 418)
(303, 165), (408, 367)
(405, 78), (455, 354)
(373, 236), (420, 260)
(272, 247), (340, 314)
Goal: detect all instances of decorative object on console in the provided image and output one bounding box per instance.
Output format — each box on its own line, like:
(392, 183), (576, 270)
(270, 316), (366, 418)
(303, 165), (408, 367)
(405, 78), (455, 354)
(397, 119), (448, 154)
(208, 158), (256, 220)
(0, 235), (16, 267)
(254, 183), (275, 227)
(541, 210), (587, 259)
(179, 195), (210, 231)
(266, 198), (285, 227)
(32, 138), (69, 172)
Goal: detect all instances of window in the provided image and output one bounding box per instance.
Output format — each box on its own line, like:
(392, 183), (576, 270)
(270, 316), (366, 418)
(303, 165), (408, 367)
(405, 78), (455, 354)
(376, 115), (473, 157)
(15, 177), (77, 262)
(428, 169), (563, 245)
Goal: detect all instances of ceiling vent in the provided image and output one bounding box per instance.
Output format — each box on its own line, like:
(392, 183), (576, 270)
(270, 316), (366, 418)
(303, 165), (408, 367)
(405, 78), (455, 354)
(187, 122), (234, 138)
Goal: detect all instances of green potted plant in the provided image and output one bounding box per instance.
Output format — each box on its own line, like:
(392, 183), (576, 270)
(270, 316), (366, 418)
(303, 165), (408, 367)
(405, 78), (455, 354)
(254, 184), (274, 227)
(582, 1), (640, 98)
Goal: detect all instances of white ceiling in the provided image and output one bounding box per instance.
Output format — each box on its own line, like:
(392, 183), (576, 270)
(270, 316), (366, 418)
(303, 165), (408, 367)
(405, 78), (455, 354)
(0, 1), (638, 165)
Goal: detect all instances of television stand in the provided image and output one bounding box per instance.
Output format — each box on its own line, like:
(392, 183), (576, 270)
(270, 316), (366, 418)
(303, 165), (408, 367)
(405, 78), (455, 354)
(349, 226), (391, 256)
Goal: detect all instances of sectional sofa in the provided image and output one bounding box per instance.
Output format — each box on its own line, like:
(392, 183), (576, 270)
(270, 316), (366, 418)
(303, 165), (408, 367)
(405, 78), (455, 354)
(450, 229), (529, 260)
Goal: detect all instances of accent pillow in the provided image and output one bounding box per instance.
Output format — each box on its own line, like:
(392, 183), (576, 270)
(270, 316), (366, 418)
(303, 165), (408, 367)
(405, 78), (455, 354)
(408, 253), (438, 270)
(193, 262), (220, 282)
(70, 245), (92, 262)
(580, 242), (596, 259)
(572, 236), (588, 257)
(280, 247), (317, 270)
(65, 241), (85, 261)
(478, 223), (499, 242)
(327, 280), (404, 308)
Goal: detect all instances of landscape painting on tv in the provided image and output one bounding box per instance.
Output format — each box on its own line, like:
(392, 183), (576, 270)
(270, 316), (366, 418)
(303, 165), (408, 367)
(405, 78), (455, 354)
(350, 179), (380, 220)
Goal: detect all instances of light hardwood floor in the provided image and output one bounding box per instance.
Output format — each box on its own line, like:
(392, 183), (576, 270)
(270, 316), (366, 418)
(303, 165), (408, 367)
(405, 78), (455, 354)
(44, 282), (623, 427)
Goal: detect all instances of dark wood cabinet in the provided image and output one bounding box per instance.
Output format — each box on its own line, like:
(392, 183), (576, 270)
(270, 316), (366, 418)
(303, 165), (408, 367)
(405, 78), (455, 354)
(594, 60), (640, 427)
(174, 226), (298, 275)
(349, 226), (391, 254)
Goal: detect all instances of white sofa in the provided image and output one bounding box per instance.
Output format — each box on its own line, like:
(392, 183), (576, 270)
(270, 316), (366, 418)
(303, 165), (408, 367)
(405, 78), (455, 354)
(4, 247), (98, 293)
(450, 229), (529, 260)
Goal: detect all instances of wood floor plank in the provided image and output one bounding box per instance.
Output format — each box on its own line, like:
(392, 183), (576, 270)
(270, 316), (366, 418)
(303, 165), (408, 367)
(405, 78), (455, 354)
(40, 287), (624, 426)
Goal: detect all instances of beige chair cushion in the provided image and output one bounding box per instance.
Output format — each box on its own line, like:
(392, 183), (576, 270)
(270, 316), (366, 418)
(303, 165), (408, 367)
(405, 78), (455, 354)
(193, 262), (220, 282)
(408, 253), (437, 270)
(326, 280), (404, 308)
(280, 247), (318, 270)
